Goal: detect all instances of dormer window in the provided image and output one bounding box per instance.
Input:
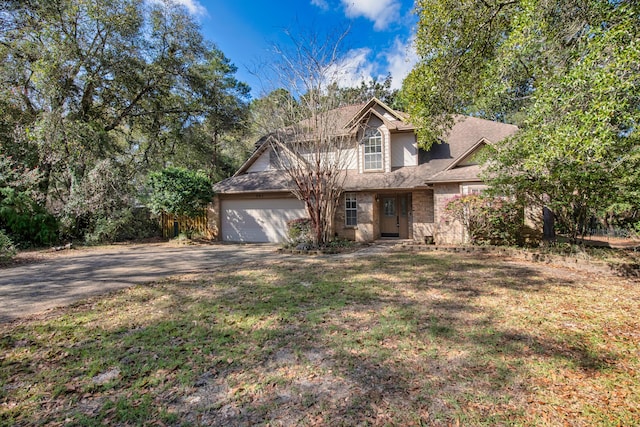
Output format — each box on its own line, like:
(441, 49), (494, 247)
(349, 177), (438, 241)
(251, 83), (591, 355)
(363, 128), (382, 171)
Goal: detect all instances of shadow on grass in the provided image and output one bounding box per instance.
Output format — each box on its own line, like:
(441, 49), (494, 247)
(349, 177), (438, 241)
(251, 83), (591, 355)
(0, 252), (627, 426)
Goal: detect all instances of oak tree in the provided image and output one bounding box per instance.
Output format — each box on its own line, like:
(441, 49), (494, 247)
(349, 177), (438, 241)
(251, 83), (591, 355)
(403, 0), (639, 238)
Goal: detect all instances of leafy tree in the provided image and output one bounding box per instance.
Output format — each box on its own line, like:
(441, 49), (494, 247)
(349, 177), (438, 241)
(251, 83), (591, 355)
(147, 167), (214, 218)
(250, 89), (300, 137)
(60, 159), (134, 241)
(327, 74), (398, 107)
(0, 155), (57, 246)
(403, 0), (639, 239)
(0, 0), (249, 242)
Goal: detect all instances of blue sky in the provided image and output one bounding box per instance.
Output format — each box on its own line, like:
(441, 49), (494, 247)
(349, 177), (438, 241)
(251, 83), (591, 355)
(167, 0), (419, 98)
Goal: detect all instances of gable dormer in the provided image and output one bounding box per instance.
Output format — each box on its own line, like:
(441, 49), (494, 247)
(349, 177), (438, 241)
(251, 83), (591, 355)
(344, 97), (406, 133)
(358, 115), (387, 173)
(351, 99), (418, 173)
(246, 148), (271, 173)
(443, 138), (490, 171)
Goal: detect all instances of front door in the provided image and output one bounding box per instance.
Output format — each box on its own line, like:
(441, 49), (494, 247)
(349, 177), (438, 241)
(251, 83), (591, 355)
(380, 194), (409, 238)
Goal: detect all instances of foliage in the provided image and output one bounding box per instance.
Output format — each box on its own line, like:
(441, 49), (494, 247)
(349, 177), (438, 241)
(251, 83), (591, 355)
(0, 187), (58, 247)
(115, 208), (162, 242)
(147, 167), (214, 218)
(325, 74), (398, 107)
(443, 194), (523, 246)
(0, 0), (249, 244)
(0, 155), (58, 246)
(83, 208), (160, 245)
(59, 160), (133, 241)
(286, 217), (312, 244)
(403, 0), (639, 239)
(324, 237), (354, 250)
(0, 229), (16, 261)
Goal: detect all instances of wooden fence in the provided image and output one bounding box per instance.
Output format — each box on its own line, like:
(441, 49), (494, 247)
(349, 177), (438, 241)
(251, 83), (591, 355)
(160, 210), (213, 239)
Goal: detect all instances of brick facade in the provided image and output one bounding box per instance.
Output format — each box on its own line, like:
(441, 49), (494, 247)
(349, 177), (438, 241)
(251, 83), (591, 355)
(334, 191), (377, 242)
(411, 189), (435, 242)
(433, 183), (466, 245)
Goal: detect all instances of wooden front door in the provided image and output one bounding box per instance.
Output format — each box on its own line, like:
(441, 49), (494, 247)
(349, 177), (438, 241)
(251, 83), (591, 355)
(380, 194), (409, 238)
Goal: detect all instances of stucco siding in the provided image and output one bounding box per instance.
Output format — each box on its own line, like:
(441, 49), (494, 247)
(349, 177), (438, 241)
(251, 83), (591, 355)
(208, 196), (221, 240)
(391, 133), (417, 168)
(342, 147), (358, 170)
(246, 150), (271, 173)
(373, 104), (398, 122)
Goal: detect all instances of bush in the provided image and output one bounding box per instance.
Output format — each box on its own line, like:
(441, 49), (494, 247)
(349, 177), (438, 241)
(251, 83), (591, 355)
(325, 237), (354, 249)
(0, 229), (16, 261)
(83, 208), (161, 245)
(286, 218), (312, 245)
(444, 194), (523, 246)
(59, 159), (133, 242)
(0, 187), (59, 247)
(147, 167), (214, 218)
(113, 207), (161, 242)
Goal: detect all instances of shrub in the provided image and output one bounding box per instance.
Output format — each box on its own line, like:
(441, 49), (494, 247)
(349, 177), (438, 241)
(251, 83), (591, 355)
(147, 167), (214, 218)
(286, 218), (312, 245)
(0, 229), (16, 261)
(113, 207), (161, 242)
(59, 159), (133, 242)
(326, 237), (354, 249)
(83, 208), (161, 245)
(0, 187), (58, 247)
(444, 194), (523, 246)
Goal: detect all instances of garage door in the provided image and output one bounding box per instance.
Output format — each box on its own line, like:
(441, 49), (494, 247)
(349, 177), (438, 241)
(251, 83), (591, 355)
(221, 198), (307, 243)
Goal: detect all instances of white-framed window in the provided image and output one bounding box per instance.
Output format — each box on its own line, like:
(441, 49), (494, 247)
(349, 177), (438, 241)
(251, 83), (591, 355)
(363, 128), (383, 171)
(461, 184), (488, 195)
(345, 193), (357, 226)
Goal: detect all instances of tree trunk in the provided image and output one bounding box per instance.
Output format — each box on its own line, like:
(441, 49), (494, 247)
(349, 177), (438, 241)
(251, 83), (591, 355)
(543, 206), (555, 241)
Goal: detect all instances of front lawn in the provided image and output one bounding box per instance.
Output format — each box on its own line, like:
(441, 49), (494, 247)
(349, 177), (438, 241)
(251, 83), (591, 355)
(1, 251), (638, 426)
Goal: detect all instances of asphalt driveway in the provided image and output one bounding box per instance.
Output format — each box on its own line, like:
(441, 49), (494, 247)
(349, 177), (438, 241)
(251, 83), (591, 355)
(0, 243), (287, 323)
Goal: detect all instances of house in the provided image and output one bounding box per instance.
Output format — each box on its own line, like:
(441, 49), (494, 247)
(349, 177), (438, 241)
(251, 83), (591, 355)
(211, 98), (518, 244)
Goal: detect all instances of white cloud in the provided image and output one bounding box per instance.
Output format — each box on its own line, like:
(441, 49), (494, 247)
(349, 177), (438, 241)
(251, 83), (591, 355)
(341, 0), (401, 30)
(324, 48), (375, 88)
(322, 39), (418, 91)
(149, 0), (208, 16)
(311, 0), (330, 10)
(382, 36), (418, 89)
(173, 0), (207, 16)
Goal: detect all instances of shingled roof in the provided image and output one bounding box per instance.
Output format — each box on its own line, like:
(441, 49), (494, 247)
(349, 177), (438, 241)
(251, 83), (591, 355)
(214, 100), (517, 194)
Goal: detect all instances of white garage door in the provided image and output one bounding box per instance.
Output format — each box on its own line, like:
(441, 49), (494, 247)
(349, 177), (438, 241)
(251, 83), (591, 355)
(221, 198), (307, 243)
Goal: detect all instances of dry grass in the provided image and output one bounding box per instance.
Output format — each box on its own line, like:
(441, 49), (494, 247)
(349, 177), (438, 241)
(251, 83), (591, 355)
(1, 251), (638, 426)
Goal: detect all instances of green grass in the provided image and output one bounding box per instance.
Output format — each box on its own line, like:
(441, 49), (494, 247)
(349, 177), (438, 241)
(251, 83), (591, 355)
(1, 251), (639, 426)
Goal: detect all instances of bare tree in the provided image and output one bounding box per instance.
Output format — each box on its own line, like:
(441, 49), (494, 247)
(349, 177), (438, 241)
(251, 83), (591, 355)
(252, 28), (362, 246)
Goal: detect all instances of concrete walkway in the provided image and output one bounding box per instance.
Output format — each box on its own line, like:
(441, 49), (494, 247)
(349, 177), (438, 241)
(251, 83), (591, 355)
(0, 243), (288, 323)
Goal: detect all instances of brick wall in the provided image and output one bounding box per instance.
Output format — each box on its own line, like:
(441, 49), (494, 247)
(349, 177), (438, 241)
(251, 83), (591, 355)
(433, 183), (466, 245)
(334, 191), (376, 242)
(411, 189), (435, 242)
